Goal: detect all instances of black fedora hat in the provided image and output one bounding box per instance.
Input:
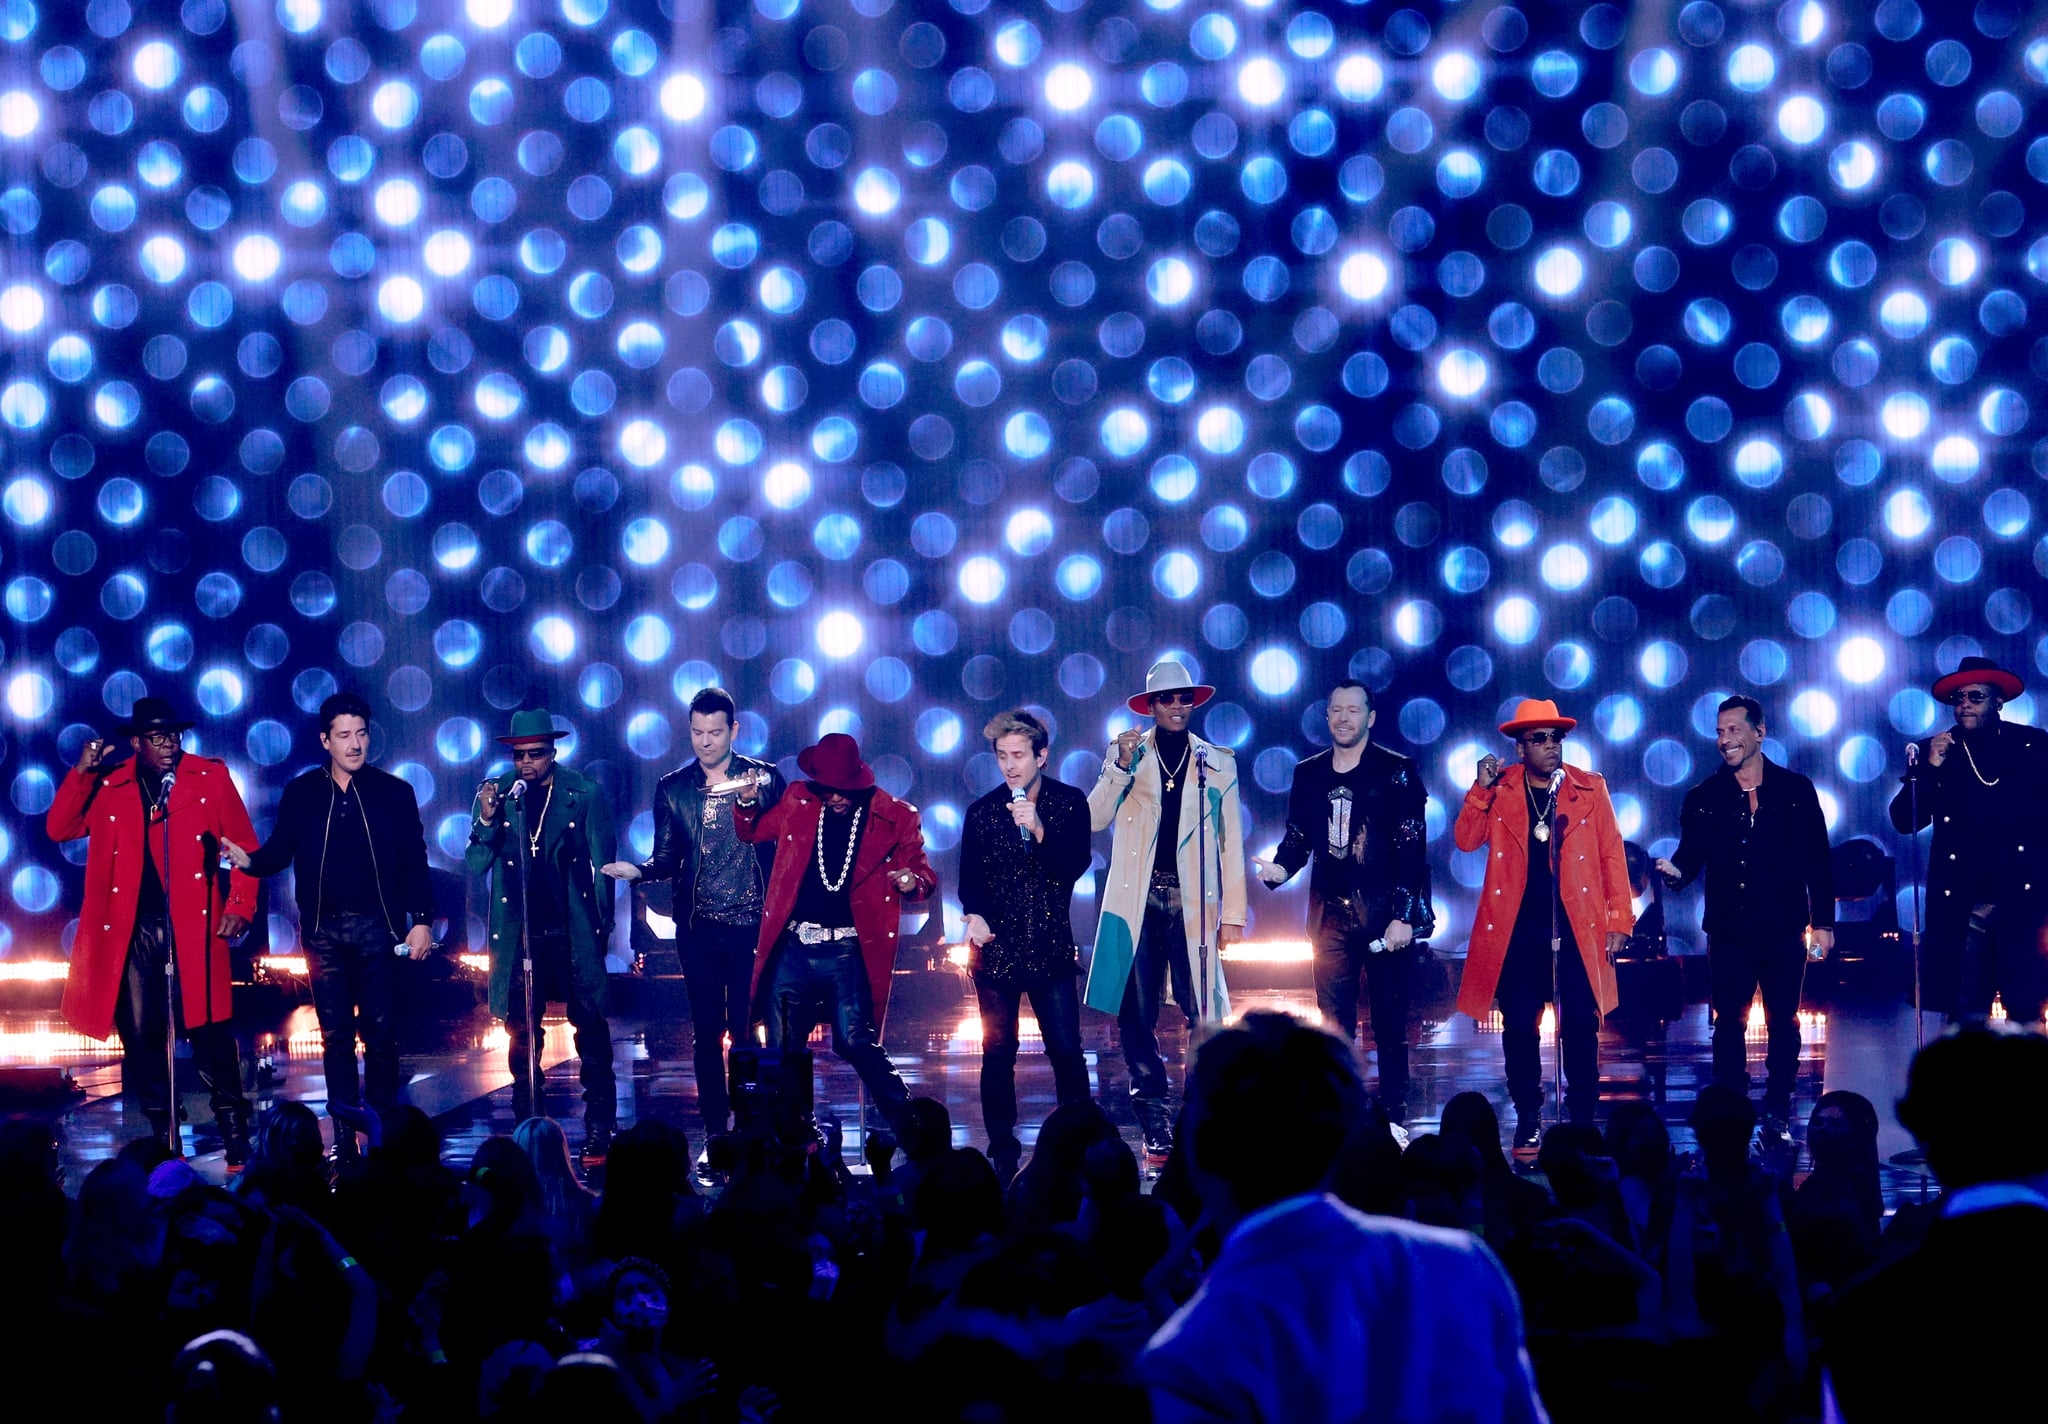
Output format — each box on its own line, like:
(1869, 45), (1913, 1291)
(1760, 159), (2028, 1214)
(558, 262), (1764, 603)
(114, 696), (196, 737)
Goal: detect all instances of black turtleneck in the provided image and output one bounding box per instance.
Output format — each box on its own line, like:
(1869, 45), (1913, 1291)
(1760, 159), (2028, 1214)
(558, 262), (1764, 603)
(1153, 728), (1192, 878)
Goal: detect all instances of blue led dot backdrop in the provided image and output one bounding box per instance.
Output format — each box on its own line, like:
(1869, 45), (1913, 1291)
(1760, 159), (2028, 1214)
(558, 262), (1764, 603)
(2, 0), (2046, 963)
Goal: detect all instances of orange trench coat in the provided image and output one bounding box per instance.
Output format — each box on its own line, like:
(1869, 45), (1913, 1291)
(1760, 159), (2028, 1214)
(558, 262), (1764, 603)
(1452, 762), (1632, 1020)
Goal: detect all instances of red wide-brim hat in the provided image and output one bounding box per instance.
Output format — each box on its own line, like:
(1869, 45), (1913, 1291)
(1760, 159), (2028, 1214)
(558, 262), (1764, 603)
(1931, 655), (2023, 703)
(796, 732), (876, 791)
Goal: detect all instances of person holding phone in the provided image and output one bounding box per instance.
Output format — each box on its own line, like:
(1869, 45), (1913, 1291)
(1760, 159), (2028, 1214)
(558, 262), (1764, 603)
(1453, 699), (1632, 1157)
(1653, 695), (1834, 1149)
(1889, 655), (2048, 1025)
(1255, 679), (1434, 1121)
(45, 697), (258, 1160)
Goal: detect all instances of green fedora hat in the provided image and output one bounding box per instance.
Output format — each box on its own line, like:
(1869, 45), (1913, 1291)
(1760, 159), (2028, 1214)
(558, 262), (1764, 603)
(494, 708), (570, 747)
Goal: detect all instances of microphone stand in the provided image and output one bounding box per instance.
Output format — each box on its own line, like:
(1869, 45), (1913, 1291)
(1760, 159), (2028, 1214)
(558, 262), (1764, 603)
(1195, 745), (1211, 1022)
(511, 786), (543, 1119)
(1547, 779), (1564, 1126)
(160, 772), (183, 1157)
(1893, 743), (1928, 1170)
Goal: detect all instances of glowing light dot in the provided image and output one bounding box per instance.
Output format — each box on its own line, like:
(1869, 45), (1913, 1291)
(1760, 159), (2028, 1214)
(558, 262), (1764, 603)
(1238, 57), (1286, 107)
(1432, 53), (1480, 101)
(1837, 636), (1886, 684)
(232, 234), (281, 283)
(1437, 349), (1488, 398)
(1045, 63), (1094, 112)
(1533, 246), (1585, 297)
(1339, 251), (1389, 301)
(816, 611), (864, 658)
(1776, 95), (1826, 145)
(0, 91), (38, 139)
(466, 0), (513, 28)
(0, 284), (44, 333)
(660, 73), (708, 123)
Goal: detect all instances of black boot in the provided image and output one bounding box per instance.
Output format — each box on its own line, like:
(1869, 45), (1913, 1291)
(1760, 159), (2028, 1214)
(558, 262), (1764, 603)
(222, 1111), (252, 1170)
(579, 1120), (613, 1167)
(1134, 1098), (1175, 1164)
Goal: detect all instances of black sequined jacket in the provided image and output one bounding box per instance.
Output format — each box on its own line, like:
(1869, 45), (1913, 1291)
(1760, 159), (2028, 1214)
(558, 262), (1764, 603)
(1269, 742), (1435, 943)
(957, 775), (1092, 985)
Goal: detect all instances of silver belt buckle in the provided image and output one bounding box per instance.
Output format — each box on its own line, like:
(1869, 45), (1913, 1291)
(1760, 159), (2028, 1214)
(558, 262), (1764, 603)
(789, 921), (854, 945)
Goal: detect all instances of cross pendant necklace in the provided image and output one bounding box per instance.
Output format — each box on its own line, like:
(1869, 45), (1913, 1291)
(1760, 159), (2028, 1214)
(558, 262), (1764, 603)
(1162, 742), (1191, 792)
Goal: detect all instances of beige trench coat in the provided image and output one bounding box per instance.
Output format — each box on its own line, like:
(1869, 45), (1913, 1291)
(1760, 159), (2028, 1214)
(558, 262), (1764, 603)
(1085, 730), (1246, 1018)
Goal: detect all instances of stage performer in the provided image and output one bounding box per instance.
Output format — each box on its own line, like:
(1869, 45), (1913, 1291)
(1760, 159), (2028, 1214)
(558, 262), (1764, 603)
(468, 709), (619, 1163)
(734, 732), (935, 1133)
(1454, 699), (1631, 1155)
(222, 692), (434, 1163)
(45, 697), (256, 1162)
(601, 686), (783, 1160)
(1654, 695), (1833, 1147)
(958, 709), (1094, 1177)
(1255, 679), (1434, 1120)
(1890, 655), (2048, 1026)
(1088, 658), (1246, 1163)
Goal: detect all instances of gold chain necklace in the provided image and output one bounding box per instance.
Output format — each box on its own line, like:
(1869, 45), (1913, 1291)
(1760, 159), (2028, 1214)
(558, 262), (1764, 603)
(1160, 740), (1192, 793)
(526, 783), (553, 857)
(1527, 777), (1558, 842)
(817, 804), (863, 891)
(1959, 736), (2001, 788)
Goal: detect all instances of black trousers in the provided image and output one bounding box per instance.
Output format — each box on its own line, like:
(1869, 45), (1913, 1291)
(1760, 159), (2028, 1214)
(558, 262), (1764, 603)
(1498, 927), (1600, 1125)
(975, 972), (1090, 1161)
(1311, 896), (1413, 1107)
(1709, 934), (1807, 1117)
(304, 911), (403, 1112)
(116, 914), (246, 1122)
(764, 933), (910, 1125)
(685, 919), (759, 1133)
(504, 928), (617, 1126)
(1956, 900), (2048, 1023)
(1117, 872), (1196, 1105)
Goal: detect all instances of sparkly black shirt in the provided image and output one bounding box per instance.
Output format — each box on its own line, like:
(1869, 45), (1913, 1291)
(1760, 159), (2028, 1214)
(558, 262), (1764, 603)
(957, 775), (1092, 985)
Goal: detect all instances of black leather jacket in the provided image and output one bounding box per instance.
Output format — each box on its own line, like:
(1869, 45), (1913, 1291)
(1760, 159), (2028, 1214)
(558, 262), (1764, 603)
(241, 764), (433, 941)
(636, 753), (784, 931)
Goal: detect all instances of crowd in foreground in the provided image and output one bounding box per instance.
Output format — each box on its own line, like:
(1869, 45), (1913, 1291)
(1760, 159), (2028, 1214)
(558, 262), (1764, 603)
(0, 1015), (2042, 1423)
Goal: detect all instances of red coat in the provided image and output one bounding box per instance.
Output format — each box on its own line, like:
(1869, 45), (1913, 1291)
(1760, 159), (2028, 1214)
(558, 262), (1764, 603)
(1452, 762), (1633, 1020)
(45, 756), (260, 1039)
(733, 785), (937, 1024)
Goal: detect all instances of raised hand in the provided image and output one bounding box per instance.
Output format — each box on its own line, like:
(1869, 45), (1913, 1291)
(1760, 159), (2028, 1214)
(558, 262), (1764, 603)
(76, 738), (109, 775)
(1926, 730), (1953, 767)
(1114, 728), (1143, 769)
(475, 780), (501, 821)
(1008, 796), (1042, 838)
(1475, 753), (1504, 789)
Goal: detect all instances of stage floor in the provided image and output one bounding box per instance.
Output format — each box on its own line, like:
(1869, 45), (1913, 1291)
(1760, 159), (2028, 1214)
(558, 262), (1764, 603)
(0, 964), (1951, 1208)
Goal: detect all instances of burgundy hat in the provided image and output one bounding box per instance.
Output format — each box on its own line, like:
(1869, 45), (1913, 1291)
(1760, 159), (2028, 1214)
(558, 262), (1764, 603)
(1931, 655), (2023, 704)
(796, 732), (875, 792)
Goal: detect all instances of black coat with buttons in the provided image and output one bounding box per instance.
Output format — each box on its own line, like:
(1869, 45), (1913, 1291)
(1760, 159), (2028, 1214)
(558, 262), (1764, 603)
(1666, 756), (1833, 943)
(1891, 718), (2048, 1013)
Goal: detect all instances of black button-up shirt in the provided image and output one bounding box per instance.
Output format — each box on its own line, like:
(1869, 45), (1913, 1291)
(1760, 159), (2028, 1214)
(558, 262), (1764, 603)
(1667, 757), (1834, 942)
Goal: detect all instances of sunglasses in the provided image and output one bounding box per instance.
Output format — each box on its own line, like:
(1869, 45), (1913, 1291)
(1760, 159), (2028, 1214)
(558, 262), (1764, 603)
(1518, 731), (1565, 746)
(138, 731), (181, 747)
(511, 748), (555, 762)
(1954, 690), (1997, 705)
(1152, 692), (1197, 706)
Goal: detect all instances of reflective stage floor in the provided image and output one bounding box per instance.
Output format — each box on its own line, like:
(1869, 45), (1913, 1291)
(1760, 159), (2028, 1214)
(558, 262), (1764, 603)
(0, 960), (1957, 1206)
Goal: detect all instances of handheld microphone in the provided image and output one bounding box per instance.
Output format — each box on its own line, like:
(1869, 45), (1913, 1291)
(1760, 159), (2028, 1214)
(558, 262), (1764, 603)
(707, 775), (756, 795)
(1010, 784), (1031, 841)
(505, 778), (528, 802)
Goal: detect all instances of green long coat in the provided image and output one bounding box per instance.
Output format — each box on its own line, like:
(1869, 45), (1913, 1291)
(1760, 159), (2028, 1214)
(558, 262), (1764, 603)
(464, 765), (617, 1020)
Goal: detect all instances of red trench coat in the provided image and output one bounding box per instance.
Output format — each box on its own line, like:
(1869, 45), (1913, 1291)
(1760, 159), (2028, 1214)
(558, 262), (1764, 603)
(45, 757), (260, 1040)
(734, 785), (938, 1025)
(1452, 762), (1632, 1021)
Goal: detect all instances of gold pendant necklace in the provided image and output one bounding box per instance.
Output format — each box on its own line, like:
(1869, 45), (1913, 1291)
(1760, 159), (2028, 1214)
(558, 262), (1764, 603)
(527, 784), (553, 857)
(1528, 780), (1556, 842)
(1161, 741), (1191, 793)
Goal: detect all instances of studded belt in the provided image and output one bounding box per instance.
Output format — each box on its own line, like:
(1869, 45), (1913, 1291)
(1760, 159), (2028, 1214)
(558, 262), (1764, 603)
(788, 921), (860, 945)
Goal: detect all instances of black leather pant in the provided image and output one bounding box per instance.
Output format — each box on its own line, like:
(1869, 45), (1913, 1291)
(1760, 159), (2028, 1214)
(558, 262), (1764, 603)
(305, 911), (403, 1112)
(116, 914), (246, 1122)
(685, 919), (759, 1133)
(764, 933), (910, 1125)
(1499, 927), (1600, 1126)
(1117, 872), (1196, 1107)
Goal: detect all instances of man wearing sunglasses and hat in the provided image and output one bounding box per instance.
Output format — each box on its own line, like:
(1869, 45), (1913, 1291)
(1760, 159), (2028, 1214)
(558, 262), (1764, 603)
(45, 696), (259, 1160)
(1088, 658), (1247, 1163)
(468, 710), (619, 1161)
(1454, 699), (1633, 1155)
(1891, 655), (2048, 1026)
(733, 732), (937, 1132)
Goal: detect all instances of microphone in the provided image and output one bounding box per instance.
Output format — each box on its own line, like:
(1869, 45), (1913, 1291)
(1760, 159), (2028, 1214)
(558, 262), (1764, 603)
(157, 769), (176, 809)
(1548, 768), (1565, 793)
(1011, 784), (1031, 841)
(1904, 742), (1919, 767)
(505, 778), (528, 802)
